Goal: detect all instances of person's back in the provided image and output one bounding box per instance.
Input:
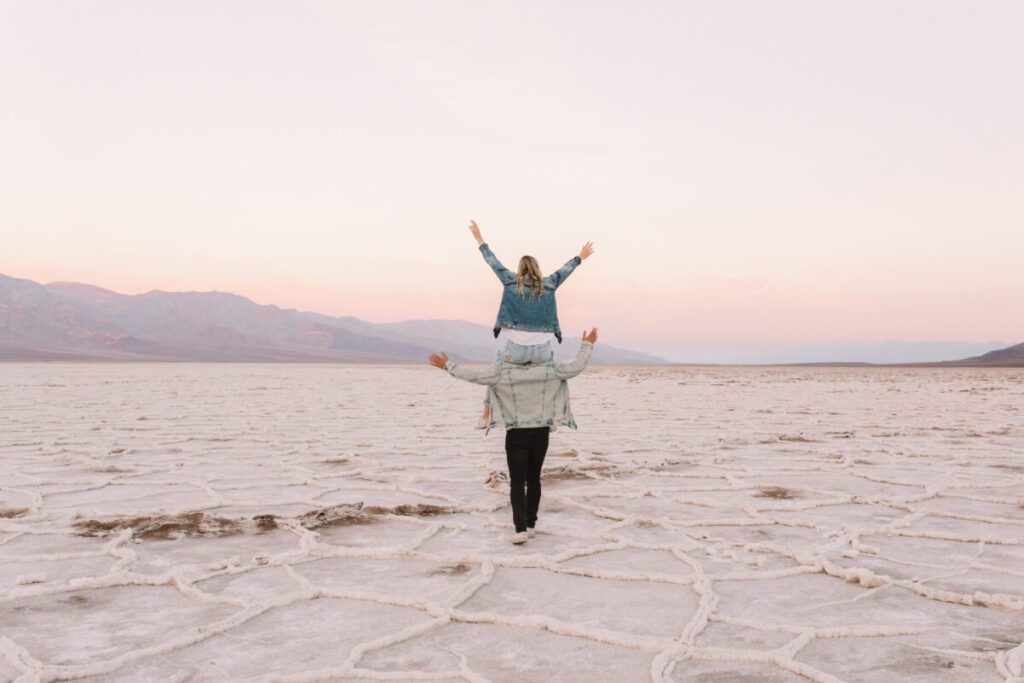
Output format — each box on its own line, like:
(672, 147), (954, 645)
(480, 245), (578, 343)
(481, 342), (593, 432)
(468, 219), (594, 344)
(429, 328), (598, 544)
(437, 335), (594, 433)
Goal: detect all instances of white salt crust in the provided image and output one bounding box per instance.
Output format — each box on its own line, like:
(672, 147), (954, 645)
(0, 363), (1022, 682)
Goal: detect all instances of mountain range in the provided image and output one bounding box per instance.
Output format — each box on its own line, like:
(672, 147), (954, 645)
(3, 272), (1021, 366)
(948, 342), (1024, 366)
(0, 272), (666, 364)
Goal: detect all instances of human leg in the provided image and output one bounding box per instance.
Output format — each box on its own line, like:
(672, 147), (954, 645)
(477, 391), (490, 429)
(524, 428), (549, 529)
(504, 430), (530, 533)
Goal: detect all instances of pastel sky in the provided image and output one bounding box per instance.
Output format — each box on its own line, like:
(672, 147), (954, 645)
(2, 1), (1022, 360)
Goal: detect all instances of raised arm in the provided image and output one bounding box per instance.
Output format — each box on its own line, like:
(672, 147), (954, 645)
(545, 242), (594, 290)
(429, 352), (502, 386)
(554, 328), (598, 379)
(469, 220), (516, 285)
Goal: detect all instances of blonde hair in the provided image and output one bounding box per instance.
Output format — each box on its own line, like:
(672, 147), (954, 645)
(516, 256), (544, 299)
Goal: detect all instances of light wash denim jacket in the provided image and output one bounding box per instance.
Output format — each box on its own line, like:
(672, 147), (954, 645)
(444, 341), (594, 433)
(479, 243), (581, 343)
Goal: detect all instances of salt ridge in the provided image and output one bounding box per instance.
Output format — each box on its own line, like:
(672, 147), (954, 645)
(1, 364), (1022, 681)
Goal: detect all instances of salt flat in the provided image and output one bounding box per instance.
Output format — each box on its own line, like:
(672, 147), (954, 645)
(1, 363), (1023, 683)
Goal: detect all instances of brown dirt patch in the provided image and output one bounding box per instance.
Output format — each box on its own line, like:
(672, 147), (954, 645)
(544, 466), (590, 480)
(298, 504), (375, 530)
(364, 503), (452, 517)
(252, 514), (279, 532)
(484, 471), (507, 488)
(74, 512), (242, 540)
(755, 487), (799, 500)
(430, 562), (472, 575)
(0, 507), (28, 518)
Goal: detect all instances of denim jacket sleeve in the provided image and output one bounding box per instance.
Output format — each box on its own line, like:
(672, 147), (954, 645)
(479, 244), (517, 285)
(544, 255), (582, 290)
(554, 341), (593, 380)
(444, 360), (502, 386)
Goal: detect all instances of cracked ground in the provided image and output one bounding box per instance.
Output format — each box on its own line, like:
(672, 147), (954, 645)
(1, 363), (1023, 682)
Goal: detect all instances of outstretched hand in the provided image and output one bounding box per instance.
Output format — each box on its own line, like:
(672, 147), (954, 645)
(579, 241), (594, 261)
(428, 353), (450, 369)
(583, 328), (598, 344)
(468, 220), (484, 246)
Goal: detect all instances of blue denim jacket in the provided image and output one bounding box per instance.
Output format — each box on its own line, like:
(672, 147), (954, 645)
(479, 243), (581, 343)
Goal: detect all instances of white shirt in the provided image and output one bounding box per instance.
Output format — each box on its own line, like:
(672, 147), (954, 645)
(501, 328), (556, 346)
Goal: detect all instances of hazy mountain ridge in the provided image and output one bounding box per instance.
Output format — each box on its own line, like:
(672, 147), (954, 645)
(0, 273), (667, 364)
(683, 340), (1013, 366)
(3, 272), (1018, 365)
(953, 342), (1024, 365)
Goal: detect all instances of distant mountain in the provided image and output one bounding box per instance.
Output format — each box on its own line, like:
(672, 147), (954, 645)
(781, 341), (1024, 367)
(0, 272), (668, 364)
(657, 340), (1011, 365)
(951, 342), (1024, 366)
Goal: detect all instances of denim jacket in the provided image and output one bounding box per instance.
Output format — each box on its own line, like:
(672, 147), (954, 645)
(479, 243), (581, 343)
(444, 341), (593, 433)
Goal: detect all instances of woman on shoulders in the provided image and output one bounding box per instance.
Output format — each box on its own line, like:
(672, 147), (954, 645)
(468, 219), (594, 427)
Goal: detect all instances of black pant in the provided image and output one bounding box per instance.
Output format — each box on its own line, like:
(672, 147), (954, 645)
(505, 427), (549, 533)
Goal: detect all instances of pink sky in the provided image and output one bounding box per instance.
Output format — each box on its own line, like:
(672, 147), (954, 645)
(2, 1), (1022, 356)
